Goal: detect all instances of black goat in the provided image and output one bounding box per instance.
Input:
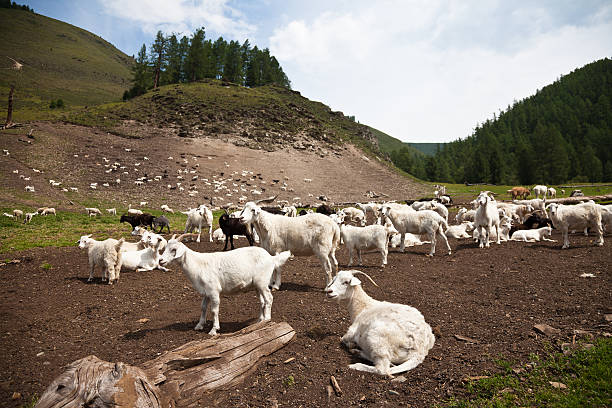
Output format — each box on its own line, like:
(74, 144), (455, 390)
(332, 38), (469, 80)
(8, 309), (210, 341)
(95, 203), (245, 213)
(316, 204), (334, 215)
(218, 213), (254, 251)
(509, 213), (554, 236)
(261, 206), (285, 215)
(298, 209), (309, 216)
(120, 213), (155, 230)
(152, 215), (170, 234)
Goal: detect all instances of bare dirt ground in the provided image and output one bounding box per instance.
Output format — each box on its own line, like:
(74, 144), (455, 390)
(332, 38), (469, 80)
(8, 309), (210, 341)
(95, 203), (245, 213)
(0, 122), (427, 211)
(1, 230), (610, 407)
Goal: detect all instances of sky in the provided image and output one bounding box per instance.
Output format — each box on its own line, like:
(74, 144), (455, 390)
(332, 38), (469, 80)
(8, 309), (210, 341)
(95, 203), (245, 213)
(22, 0), (612, 143)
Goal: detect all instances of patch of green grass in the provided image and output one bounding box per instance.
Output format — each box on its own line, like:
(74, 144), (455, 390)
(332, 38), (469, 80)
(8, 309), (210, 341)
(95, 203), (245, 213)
(284, 374), (296, 387)
(40, 262), (52, 270)
(441, 338), (612, 408)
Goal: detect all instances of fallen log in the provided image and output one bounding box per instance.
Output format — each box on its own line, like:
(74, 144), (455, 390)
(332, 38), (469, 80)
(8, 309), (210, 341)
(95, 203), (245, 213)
(545, 194), (612, 205)
(35, 321), (295, 408)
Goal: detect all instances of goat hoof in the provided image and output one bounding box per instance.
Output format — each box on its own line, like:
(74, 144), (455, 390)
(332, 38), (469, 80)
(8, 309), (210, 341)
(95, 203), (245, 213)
(194, 324), (204, 331)
(208, 329), (218, 336)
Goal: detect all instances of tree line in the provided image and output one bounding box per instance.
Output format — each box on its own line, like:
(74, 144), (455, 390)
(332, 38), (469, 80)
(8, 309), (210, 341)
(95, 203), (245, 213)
(391, 58), (612, 184)
(125, 28), (290, 100)
(0, 0), (33, 12)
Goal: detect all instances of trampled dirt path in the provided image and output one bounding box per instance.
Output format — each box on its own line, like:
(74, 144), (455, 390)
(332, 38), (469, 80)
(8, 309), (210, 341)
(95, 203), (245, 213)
(1, 231), (610, 407)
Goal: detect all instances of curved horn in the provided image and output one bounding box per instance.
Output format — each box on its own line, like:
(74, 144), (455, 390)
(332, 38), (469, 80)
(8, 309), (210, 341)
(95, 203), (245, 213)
(170, 234), (177, 241)
(176, 233), (201, 242)
(255, 194), (278, 204)
(352, 271), (379, 287)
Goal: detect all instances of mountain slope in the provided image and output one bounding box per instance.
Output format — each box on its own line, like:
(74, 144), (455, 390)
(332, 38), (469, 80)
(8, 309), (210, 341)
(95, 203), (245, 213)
(0, 8), (132, 116)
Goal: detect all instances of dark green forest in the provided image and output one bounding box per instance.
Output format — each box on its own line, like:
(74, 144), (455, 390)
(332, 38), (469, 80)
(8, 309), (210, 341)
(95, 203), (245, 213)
(125, 28), (290, 99)
(391, 58), (612, 184)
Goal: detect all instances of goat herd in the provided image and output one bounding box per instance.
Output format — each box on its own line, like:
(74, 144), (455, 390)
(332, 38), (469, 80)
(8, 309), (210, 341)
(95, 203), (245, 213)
(9, 185), (609, 377)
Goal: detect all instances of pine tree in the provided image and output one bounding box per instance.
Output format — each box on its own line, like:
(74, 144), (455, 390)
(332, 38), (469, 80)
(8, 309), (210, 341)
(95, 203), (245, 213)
(150, 31), (167, 89)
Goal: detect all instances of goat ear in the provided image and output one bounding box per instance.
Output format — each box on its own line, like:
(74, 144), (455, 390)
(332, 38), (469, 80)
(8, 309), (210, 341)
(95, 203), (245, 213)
(86, 234), (92, 238)
(174, 243), (186, 258)
(349, 276), (361, 286)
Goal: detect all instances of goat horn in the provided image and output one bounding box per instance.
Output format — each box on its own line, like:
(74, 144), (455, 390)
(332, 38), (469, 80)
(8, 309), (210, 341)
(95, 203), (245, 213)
(170, 234), (177, 240)
(176, 233), (198, 242)
(352, 271), (379, 287)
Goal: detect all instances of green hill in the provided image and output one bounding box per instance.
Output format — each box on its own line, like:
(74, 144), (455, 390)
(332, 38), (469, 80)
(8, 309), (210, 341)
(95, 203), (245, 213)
(0, 8), (132, 119)
(407, 142), (443, 156)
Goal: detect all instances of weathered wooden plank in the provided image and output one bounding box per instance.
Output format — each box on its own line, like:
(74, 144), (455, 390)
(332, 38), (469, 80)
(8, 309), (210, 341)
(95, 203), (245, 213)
(546, 194), (612, 204)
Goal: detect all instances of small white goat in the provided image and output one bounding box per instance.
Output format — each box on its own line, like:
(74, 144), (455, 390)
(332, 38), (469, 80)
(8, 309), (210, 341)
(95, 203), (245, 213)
(511, 226), (555, 242)
(25, 185), (35, 192)
(24, 212), (37, 223)
(533, 185), (548, 199)
(183, 204), (213, 243)
(546, 202), (604, 248)
(547, 187), (557, 199)
(41, 207), (56, 216)
(77, 235), (124, 284)
(85, 207), (102, 217)
(106, 208), (116, 216)
(338, 207), (366, 226)
(159, 234), (292, 335)
(455, 207), (476, 224)
(335, 214), (395, 267)
(13, 209), (23, 218)
(445, 222), (475, 239)
(473, 215), (511, 243)
(161, 204), (174, 214)
(325, 270), (435, 377)
(281, 205), (297, 217)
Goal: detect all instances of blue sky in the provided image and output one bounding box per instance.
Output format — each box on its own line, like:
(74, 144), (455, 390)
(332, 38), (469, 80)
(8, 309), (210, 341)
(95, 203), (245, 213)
(22, 0), (612, 143)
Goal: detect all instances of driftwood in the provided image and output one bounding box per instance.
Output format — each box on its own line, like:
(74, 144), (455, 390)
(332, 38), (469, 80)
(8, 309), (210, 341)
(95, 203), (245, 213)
(36, 321), (295, 408)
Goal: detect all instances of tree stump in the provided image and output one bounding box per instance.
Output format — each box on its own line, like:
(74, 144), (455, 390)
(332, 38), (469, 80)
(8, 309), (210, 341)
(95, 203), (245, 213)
(36, 321), (295, 408)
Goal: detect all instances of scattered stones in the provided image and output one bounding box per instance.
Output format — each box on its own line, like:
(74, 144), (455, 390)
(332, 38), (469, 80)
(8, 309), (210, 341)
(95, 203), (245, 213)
(533, 324), (561, 337)
(388, 390), (399, 396)
(454, 334), (478, 344)
(391, 375), (407, 383)
(549, 381), (567, 389)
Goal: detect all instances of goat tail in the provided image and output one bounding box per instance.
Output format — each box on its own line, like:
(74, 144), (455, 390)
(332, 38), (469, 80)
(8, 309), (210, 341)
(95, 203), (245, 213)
(440, 218), (449, 232)
(115, 238), (125, 252)
(272, 250), (292, 269)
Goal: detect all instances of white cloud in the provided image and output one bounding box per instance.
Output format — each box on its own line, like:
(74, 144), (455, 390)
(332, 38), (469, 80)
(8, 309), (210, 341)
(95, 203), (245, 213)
(270, 1), (612, 142)
(98, 0), (256, 39)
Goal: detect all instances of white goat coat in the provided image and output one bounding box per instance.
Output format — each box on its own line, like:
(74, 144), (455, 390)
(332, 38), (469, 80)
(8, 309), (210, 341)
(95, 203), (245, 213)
(240, 202), (340, 284)
(339, 224), (391, 267)
(455, 208), (476, 223)
(121, 241), (167, 272)
(510, 226), (554, 242)
(78, 236), (123, 284)
(183, 205), (213, 243)
(474, 193), (501, 248)
(383, 207), (451, 256)
(547, 202), (603, 248)
(445, 222), (474, 239)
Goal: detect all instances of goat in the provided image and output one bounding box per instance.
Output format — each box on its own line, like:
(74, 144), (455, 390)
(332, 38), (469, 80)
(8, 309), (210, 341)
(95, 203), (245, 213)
(152, 215), (170, 234)
(546, 202), (603, 248)
(106, 208), (117, 216)
(85, 207), (102, 217)
(182, 204), (213, 243)
(547, 187), (557, 199)
(161, 204), (174, 214)
(120, 238), (168, 272)
(13, 209), (23, 218)
(158, 233), (291, 335)
(316, 204), (335, 215)
(120, 213), (155, 230)
(41, 207), (56, 216)
(511, 226), (555, 242)
(77, 235), (124, 284)
(474, 191), (500, 248)
(218, 212), (255, 250)
(445, 222), (474, 239)
(281, 205), (297, 217)
(338, 207), (366, 226)
(325, 270), (435, 377)
(455, 207), (476, 223)
(381, 204), (451, 256)
(507, 186), (530, 200)
(334, 213), (395, 267)
(533, 185), (548, 199)
(239, 201), (340, 286)
(24, 212), (37, 223)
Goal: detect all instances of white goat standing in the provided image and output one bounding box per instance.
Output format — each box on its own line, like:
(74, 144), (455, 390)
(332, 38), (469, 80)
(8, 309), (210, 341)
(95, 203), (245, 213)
(239, 201), (340, 286)
(533, 185), (548, 199)
(183, 204), (213, 243)
(381, 205), (451, 256)
(335, 213), (395, 267)
(158, 234), (291, 335)
(546, 202), (604, 249)
(325, 270), (435, 377)
(474, 192), (500, 248)
(77, 235), (124, 284)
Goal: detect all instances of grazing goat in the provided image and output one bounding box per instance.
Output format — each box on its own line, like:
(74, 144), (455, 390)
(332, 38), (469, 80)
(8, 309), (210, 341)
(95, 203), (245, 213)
(158, 234), (291, 335)
(24, 212), (37, 223)
(182, 205), (213, 243)
(40, 207), (56, 216)
(106, 208), (116, 216)
(570, 189), (584, 197)
(85, 207), (102, 217)
(316, 204), (335, 215)
(161, 204), (174, 214)
(511, 226), (555, 242)
(239, 201), (340, 286)
(77, 235), (124, 284)
(381, 204), (451, 256)
(474, 191), (500, 248)
(219, 212), (254, 250)
(546, 202), (603, 248)
(547, 187), (557, 199)
(533, 185), (548, 199)
(13, 209), (23, 218)
(120, 213), (155, 230)
(152, 215), (170, 234)
(507, 186), (530, 200)
(325, 270), (435, 377)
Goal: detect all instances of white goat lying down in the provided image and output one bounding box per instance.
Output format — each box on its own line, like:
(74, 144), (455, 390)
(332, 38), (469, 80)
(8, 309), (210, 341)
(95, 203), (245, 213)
(121, 237), (168, 272)
(77, 235), (124, 284)
(326, 270), (435, 377)
(239, 201), (340, 286)
(389, 232), (430, 248)
(445, 222), (474, 239)
(159, 233), (292, 335)
(511, 226), (555, 242)
(455, 207), (476, 223)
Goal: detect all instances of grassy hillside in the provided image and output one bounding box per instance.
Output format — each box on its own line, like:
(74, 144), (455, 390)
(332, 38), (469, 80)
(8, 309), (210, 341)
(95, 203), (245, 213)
(0, 8), (132, 121)
(369, 126), (424, 157)
(64, 79), (386, 156)
(407, 142), (443, 156)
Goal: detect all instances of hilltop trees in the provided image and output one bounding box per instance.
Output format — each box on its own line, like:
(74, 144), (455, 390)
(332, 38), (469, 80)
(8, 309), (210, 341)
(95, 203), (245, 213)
(125, 27), (290, 99)
(390, 58), (612, 184)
